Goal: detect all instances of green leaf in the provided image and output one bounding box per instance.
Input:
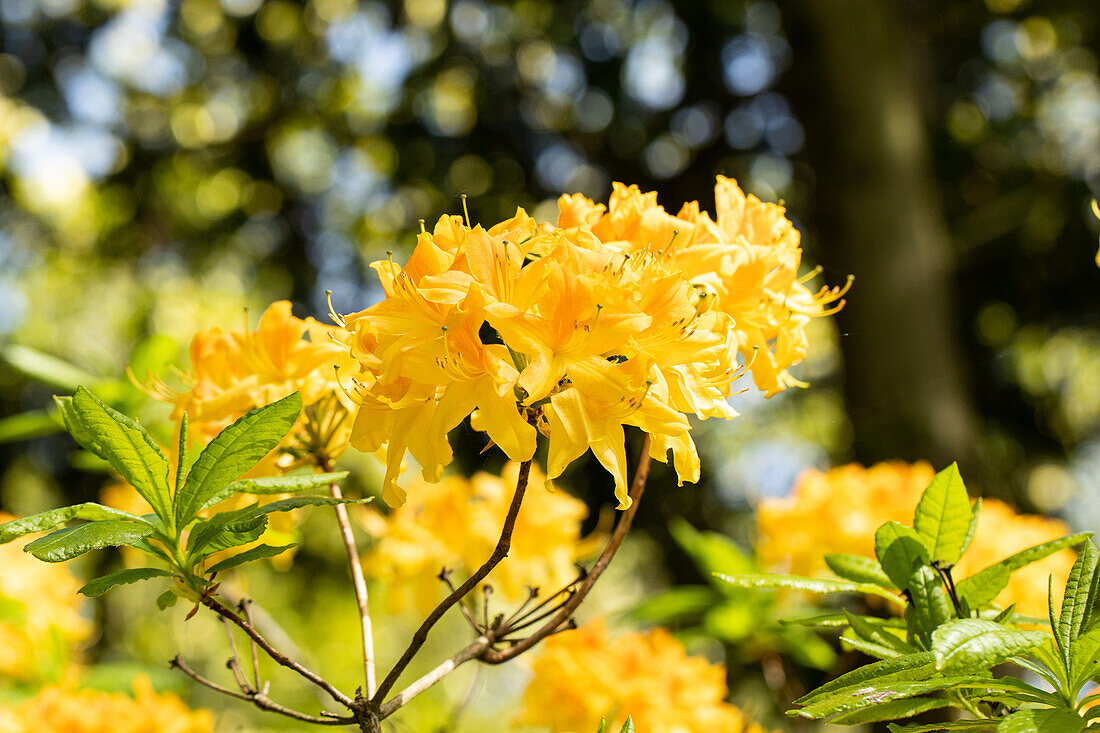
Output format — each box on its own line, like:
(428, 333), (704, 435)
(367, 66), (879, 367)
(0, 503), (147, 544)
(237, 495), (370, 518)
(795, 652), (935, 707)
(189, 515), (268, 558)
(71, 387), (172, 526)
(840, 630), (906, 660)
(53, 396), (106, 459)
(956, 564), (1011, 611)
(931, 619), (1047, 674)
(669, 517), (754, 581)
(175, 393), (302, 528)
(825, 553), (896, 589)
(1058, 540), (1099, 669)
(1068, 627), (1100, 694)
(629, 586), (718, 623)
(79, 568), (174, 597)
(960, 497), (982, 559)
(795, 677), (986, 719)
(830, 697), (956, 725)
(24, 520), (156, 562)
(913, 463), (974, 564)
(888, 722), (1001, 732)
(876, 522), (931, 590)
(844, 610), (913, 655)
(2, 344), (100, 391)
(156, 590), (178, 610)
(175, 413), (189, 495)
(957, 533), (1091, 609)
(997, 710), (1085, 733)
(199, 471), (351, 511)
(618, 718), (634, 733)
(907, 566), (954, 643)
(702, 601), (758, 643)
(205, 544), (297, 574)
(714, 573), (904, 606)
(0, 409), (63, 444)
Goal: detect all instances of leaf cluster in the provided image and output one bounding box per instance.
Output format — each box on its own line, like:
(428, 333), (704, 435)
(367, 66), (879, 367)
(630, 518), (836, 671)
(0, 387), (362, 609)
(720, 463), (1100, 732)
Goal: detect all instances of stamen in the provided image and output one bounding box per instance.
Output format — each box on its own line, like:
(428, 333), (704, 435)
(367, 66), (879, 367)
(324, 290), (346, 327)
(418, 219), (426, 234)
(459, 193), (471, 227)
(657, 230), (680, 259)
(796, 265), (823, 284)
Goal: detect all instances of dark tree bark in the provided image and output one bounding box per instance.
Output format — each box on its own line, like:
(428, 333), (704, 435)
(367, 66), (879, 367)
(790, 0), (979, 470)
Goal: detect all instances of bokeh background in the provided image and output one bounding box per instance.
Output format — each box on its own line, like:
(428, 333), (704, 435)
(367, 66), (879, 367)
(0, 0), (1098, 730)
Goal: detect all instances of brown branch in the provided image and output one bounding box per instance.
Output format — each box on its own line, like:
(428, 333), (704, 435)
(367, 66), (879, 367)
(371, 457), (534, 704)
(202, 596), (355, 708)
(320, 457), (377, 698)
(240, 599), (262, 690)
(376, 433), (654, 718)
(480, 433), (652, 664)
(171, 655), (354, 726)
(377, 637), (493, 718)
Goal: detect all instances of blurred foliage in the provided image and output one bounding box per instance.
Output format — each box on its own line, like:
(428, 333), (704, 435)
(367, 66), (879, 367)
(0, 0), (1098, 729)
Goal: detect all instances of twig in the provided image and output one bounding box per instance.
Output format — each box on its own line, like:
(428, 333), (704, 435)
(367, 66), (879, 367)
(171, 655), (354, 726)
(202, 596), (355, 708)
(481, 433), (652, 664)
(240, 599), (262, 689)
(372, 457), (534, 704)
(378, 637), (493, 718)
(439, 568), (483, 632)
(320, 456), (377, 698)
(377, 433), (654, 717)
(221, 616), (254, 693)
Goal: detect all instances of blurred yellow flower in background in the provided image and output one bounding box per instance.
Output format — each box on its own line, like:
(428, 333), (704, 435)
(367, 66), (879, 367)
(138, 299), (355, 459)
(361, 463), (600, 615)
(0, 512), (90, 685)
(0, 677), (213, 733)
(755, 461), (1075, 617)
(558, 176), (849, 397)
(517, 618), (773, 733)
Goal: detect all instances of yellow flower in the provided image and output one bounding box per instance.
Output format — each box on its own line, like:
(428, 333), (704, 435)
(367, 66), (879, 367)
(340, 207), (744, 507)
(559, 177), (849, 396)
(1092, 199), (1100, 267)
(0, 677), (214, 733)
(138, 300), (355, 459)
(517, 618), (774, 733)
(0, 512), (90, 685)
(360, 463), (600, 616)
(756, 462), (1075, 618)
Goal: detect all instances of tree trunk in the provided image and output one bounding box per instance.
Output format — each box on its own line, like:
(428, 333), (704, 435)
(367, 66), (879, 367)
(791, 0), (978, 471)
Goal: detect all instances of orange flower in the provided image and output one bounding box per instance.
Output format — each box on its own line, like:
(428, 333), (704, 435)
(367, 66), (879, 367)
(340, 209), (742, 507)
(0, 677), (214, 733)
(559, 177), (849, 396)
(517, 618), (774, 733)
(139, 300), (355, 458)
(0, 512), (89, 684)
(360, 463), (600, 615)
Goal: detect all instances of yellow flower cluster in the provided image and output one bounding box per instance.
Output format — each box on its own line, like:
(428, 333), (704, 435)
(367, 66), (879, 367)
(139, 300), (355, 455)
(0, 513), (89, 684)
(0, 677), (214, 733)
(360, 464), (599, 615)
(558, 177), (849, 396)
(517, 618), (774, 733)
(755, 461), (1075, 617)
(340, 177), (837, 507)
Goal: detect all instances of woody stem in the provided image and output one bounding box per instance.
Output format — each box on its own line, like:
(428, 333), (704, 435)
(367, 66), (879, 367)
(319, 456), (377, 698)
